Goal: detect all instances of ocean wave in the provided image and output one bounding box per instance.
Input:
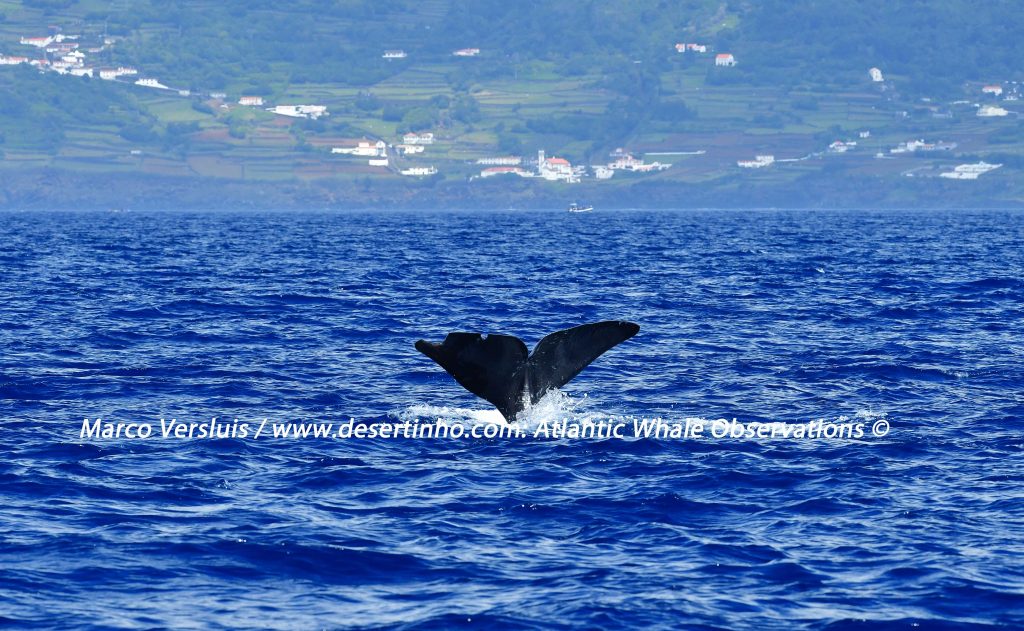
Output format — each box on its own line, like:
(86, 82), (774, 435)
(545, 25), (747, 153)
(2, 209), (1022, 629)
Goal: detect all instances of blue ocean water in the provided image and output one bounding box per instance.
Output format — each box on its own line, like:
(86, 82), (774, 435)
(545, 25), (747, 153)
(1, 209), (1022, 630)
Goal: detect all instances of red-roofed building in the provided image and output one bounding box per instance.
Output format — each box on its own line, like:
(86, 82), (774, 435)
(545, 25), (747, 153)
(20, 36), (54, 48)
(480, 166), (530, 178)
(715, 53), (736, 67)
(537, 150), (578, 182)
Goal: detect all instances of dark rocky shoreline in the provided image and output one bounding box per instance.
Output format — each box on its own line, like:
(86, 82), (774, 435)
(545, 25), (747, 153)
(2, 168), (1021, 210)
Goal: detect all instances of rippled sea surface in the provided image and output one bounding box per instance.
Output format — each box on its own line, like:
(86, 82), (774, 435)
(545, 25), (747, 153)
(1, 209), (1023, 629)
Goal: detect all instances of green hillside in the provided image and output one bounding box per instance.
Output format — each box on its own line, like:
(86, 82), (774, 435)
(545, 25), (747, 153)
(1, 0), (1023, 205)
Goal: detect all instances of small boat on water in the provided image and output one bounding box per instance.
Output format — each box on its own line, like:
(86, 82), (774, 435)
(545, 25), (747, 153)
(568, 202), (593, 213)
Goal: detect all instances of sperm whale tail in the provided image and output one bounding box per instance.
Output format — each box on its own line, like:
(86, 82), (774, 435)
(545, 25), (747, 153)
(415, 321), (639, 422)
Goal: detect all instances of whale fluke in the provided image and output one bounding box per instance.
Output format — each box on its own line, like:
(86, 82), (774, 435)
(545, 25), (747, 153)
(415, 321), (639, 422)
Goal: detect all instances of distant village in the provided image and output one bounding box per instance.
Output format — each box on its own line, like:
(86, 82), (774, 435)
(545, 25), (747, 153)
(729, 64), (1019, 181)
(1, 27), (1019, 184)
(329, 135), (671, 182)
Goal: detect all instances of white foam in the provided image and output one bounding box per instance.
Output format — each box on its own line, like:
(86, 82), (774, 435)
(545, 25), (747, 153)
(397, 403), (506, 426)
(396, 397), (890, 440)
(397, 389), (607, 430)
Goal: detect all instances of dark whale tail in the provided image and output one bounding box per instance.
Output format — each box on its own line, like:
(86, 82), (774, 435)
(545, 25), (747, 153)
(415, 321), (639, 422)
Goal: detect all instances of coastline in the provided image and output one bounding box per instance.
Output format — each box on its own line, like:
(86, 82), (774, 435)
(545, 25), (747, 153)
(2, 168), (1022, 211)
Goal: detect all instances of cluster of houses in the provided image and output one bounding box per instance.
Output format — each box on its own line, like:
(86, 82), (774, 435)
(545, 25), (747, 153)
(8, 30), (331, 118)
(825, 132), (870, 155)
(964, 83), (1019, 117)
(475, 150), (580, 182)
(8, 23), (1019, 188)
(674, 42), (737, 67)
(675, 43), (707, 53)
(329, 141), (675, 183)
(592, 148), (671, 179)
(473, 148), (672, 183)
(7, 31), (190, 93)
(6, 32), (169, 86)
(329, 132), (437, 175)
(890, 139), (957, 154)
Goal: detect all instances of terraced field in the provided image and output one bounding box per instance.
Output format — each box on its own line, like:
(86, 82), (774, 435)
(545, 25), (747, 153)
(1, 0), (1022, 198)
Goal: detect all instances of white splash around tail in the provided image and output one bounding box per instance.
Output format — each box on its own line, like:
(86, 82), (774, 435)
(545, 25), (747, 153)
(398, 389), (607, 430)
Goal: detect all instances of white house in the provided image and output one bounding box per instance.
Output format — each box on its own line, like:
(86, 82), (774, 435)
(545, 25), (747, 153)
(117, 66), (138, 76)
(69, 67), (94, 77)
(382, 50), (407, 59)
(738, 155), (774, 168)
(402, 132), (435, 145)
(135, 78), (169, 89)
(715, 53), (737, 67)
(99, 68), (119, 80)
(395, 144), (425, 155)
(939, 162), (1002, 180)
(238, 96), (264, 106)
(0, 55), (28, 65)
(401, 166), (438, 176)
(332, 140), (387, 157)
(476, 156), (521, 166)
(210, 92), (227, 99)
(869, 67), (884, 82)
(453, 48), (480, 57)
(368, 157), (389, 167)
(982, 85), (1004, 96)
(480, 166), (531, 178)
(20, 36), (54, 48)
(977, 105), (1009, 117)
(268, 105), (329, 119)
